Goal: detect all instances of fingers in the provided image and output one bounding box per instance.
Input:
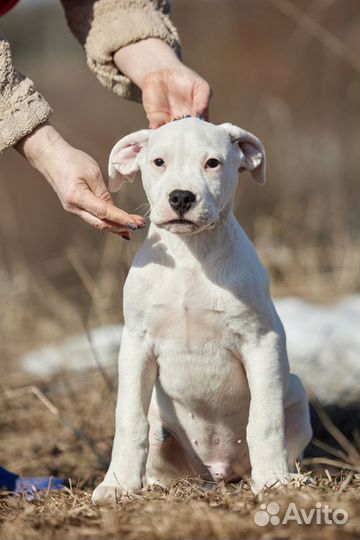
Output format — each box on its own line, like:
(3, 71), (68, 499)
(146, 82), (212, 128)
(65, 185), (146, 238)
(68, 188), (145, 229)
(192, 81), (212, 120)
(76, 210), (132, 240)
(142, 66), (212, 128)
(147, 111), (169, 129)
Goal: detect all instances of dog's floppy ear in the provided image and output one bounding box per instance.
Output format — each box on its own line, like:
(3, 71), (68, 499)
(108, 129), (151, 192)
(220, 123), (266, 184)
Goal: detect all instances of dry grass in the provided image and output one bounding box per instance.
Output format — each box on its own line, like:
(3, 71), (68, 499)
(0, 367), (359, 540)
(1, 477), (359, 540)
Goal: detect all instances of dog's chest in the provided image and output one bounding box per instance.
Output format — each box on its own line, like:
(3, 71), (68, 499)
(144, 268), (241, 351)
(143, 267), (248, 408)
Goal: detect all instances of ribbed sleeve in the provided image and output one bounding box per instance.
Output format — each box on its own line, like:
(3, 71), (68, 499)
(61, 0), (181, 101)
(0, 35), (52, 152)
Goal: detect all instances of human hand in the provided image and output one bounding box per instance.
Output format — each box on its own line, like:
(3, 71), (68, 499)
(114, 38), (211, 128)
(15, 124), (144, 239)
(141, 64), (211, 129)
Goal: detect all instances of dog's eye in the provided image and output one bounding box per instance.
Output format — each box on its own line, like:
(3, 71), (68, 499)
(205, 158), (221, 169)
(154, 158), (165, 167)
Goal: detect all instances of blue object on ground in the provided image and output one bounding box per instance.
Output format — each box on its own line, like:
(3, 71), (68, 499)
(0, 467), (17, 491)
(0, 466), (65, 498)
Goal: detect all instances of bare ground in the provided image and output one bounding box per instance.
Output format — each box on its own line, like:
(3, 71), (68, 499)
(0, 368), (358, 540)
(0, 478), (359, 540)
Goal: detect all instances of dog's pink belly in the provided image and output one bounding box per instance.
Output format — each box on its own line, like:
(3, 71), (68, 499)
(188, 424), (251, 481)
(148, 414), (251, 482)
(206, 456), (251, 482)
(150, 375), (251, 482)
(146, 301), (251, 482)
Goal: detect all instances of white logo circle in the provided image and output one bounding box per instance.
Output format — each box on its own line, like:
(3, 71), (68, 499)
(332, 509), (349, 525)
(254, 502), (280, 527)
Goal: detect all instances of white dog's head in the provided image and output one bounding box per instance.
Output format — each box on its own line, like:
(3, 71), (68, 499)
(108, 118), (266, 235)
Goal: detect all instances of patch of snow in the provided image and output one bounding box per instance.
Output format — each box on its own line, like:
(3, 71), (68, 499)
(21, 325), (122, 377)
(20, 295), (360, 406)
(275, 295), (360, 405)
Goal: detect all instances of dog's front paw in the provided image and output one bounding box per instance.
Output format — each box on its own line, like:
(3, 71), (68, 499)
(251, 469), (291, 495)
(92, 478), (142, 506)
(92, 484), (123, 506)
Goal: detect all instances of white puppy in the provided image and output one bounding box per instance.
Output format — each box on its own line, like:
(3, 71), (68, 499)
(92, 118), (312, 505)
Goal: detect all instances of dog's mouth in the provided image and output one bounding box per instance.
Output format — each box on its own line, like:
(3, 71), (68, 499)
(157, 217), (217, 235)
(158, 217), (199, 234)
(163, 218), (194, 226)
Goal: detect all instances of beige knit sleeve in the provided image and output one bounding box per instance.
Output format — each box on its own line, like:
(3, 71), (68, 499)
(0, 35), (52, 153)
(61, 0), (181, 102)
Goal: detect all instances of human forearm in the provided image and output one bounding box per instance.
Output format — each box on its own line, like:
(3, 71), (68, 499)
(15, 123), (61, 170)
(113, 38), (182, 88)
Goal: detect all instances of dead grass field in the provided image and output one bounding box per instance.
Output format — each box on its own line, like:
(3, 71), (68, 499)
(0, 369), (359, 540)
(1, 479), (359, 540)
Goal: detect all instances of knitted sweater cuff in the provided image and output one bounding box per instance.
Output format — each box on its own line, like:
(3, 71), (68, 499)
(0, 91), (52, 153)
(62, 0), (181, 102)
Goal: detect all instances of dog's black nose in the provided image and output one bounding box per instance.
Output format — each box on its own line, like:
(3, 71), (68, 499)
(168, 190), (196, 215)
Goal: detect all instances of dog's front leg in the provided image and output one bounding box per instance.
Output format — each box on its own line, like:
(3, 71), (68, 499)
(242, 329), (291, 494)
(92, 327), (156, 505)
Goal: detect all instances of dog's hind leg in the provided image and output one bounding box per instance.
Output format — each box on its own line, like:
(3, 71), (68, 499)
(145, 421), (197, 487)
(284, 374), (312, 470)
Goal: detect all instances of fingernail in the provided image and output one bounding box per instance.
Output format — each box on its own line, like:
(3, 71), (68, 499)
(127, 223), (137, 230)
(122, 236), (131, 241)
